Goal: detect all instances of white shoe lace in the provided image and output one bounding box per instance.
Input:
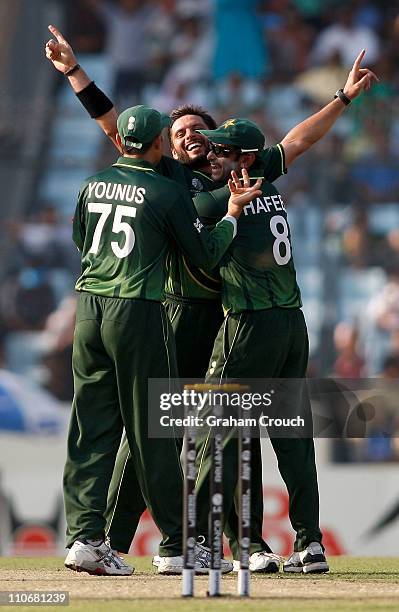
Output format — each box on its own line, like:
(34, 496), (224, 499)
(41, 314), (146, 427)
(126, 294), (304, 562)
(103, 537), (130, 568)
(105, 548), (131, 569)
(253, 551), (285, 564)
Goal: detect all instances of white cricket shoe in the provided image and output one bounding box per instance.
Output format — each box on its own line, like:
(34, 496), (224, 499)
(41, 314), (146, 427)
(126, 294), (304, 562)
(233, 551), (282, 573)
(157, 555), (185, 575)
(157, 542), (233, 575)
(65, 540), (134, 576)
(193, 542), (233, 574)
(283, 542), (329, 574)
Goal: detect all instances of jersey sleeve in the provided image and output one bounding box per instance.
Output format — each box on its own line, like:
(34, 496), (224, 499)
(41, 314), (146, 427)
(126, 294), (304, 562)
(164, 187), (235, 270)
(193, 186), (229, 223)
(258, 144), (287, 182)
(72, 185), (87, 252)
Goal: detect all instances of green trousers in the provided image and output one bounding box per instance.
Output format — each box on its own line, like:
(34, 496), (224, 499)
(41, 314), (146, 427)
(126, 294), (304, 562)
(63, 292), (183, 556)
(105, 296), (224, 552)
(106, 296), (272, 556)
(195, 307), (322, 554)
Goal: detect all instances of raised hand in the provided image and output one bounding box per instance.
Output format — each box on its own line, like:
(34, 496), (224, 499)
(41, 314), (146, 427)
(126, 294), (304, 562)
(227, 169), (262, 219)
(45, 25), (78, 73)
(343, 50), (380, 100)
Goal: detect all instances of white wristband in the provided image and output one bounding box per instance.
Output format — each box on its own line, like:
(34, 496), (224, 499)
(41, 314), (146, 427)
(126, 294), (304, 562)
(220, 214), (237, 238)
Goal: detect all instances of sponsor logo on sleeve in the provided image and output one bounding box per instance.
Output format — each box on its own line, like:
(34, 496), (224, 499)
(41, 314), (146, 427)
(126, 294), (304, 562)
(194, 218), (204, 233)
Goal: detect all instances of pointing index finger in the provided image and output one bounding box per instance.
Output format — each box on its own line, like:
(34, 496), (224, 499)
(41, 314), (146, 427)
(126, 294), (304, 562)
(48, 24), (67, 44)
(353, 49), (366, 70)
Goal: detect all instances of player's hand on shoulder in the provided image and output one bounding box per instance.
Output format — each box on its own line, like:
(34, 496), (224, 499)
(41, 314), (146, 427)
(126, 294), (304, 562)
(343, 49), (380, 101)
(45, 25), (78, 74)
(227, 169), (262, 219)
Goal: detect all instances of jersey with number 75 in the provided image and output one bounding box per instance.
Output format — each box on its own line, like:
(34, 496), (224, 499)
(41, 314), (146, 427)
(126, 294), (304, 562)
(72, 158), (235, 300)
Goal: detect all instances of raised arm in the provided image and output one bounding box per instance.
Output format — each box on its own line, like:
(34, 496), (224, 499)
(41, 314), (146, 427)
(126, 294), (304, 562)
(45, 24), (119, 149)
(281, 50), (379, 167)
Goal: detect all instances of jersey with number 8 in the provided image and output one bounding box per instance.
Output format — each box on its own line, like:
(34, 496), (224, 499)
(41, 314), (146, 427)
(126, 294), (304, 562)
(219, 180), (301, 313)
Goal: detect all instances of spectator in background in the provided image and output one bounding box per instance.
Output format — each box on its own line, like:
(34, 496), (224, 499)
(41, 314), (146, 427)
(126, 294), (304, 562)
(362, 353), (399, 462)
(146, 0), (178, 86)
(333, 321), (366, 378)
(295, 50), (349, 105)
(341, 208), (374, 270)
(158, 14), (212, 103)
(0, 263), (55, 333)
(310, 4), (380, 68)
(17, 206), (72, 271)
(380, 353), (399, 379)
(385, 229), (399, 270)
(41, 295), (76, 402)
(212, 0), (269, 108)
(85, 0), (153, 106)
(349, 125), (399, 204)
(66, 0), (106, 53)
(365, 267), (399, 374)
(291, 0), (326, 29)
(263, 3), (314, 78)
(368, 269), (399, 336)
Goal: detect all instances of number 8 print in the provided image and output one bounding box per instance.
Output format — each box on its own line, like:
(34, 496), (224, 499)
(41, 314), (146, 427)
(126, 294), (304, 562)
(270, 215), (291, 265)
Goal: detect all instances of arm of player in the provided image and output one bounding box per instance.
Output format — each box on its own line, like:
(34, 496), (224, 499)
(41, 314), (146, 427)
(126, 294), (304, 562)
(72, 186), (87, 252)
(280, 50), (379, 167)
(193, 187), (229, 222)
(167, 171), (262, 270)
(45, 25), (120, 150)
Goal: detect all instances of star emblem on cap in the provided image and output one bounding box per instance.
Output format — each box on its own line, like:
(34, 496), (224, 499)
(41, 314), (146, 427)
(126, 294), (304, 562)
(223, 119), (236, 129)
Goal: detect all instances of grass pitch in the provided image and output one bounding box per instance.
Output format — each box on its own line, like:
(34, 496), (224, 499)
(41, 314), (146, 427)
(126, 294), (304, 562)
(0, 556), (398, 611)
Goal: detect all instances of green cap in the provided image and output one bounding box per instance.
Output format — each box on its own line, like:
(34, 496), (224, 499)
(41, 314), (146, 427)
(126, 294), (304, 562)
(198, 118), (265, 152)
(117, 105), (171, 149)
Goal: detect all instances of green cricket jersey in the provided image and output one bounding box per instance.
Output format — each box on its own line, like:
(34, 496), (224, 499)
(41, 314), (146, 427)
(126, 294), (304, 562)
(73, 157), (235, 300)
(192, 145), (302, 313)
(156, 155), (195, 193)
(165, 168), (224, 300)
(164, 145), (287, 301)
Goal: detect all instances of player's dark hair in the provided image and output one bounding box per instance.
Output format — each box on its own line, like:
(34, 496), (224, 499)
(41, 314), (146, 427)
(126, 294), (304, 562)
(122, 137), (158, 156)
(168, 104), (217, 147)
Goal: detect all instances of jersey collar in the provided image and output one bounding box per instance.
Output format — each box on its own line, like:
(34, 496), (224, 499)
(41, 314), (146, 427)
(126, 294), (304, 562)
(113, 157), (156, 172)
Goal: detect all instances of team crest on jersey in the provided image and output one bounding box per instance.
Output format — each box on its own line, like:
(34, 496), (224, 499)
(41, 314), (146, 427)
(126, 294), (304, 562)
(192, 177), (203, 191)
(128, 116), (136, 130)
(194, 218), (204, 233)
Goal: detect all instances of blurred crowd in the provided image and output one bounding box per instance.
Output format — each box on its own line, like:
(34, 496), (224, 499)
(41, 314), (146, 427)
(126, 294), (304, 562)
(1, 0), (398, 461)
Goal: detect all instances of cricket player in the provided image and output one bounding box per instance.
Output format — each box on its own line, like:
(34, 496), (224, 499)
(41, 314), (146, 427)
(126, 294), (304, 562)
(63, 102), (262, 576)
(190, 50), (378, 573)
(44, 28), (377, 572)
(45, 26), (280, 574)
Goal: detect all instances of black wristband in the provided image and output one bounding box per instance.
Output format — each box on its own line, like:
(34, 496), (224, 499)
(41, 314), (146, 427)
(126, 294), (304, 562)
(334, 88), (351, 106)
(75, 81), (114, 119)
(64, 63), (80, 77)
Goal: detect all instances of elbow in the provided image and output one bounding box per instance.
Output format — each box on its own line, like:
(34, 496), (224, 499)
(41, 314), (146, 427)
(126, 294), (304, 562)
(281, 138), (311, 166)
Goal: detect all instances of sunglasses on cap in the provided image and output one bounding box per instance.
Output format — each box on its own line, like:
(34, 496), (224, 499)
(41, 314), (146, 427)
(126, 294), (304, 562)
(209, 143), (242, 158)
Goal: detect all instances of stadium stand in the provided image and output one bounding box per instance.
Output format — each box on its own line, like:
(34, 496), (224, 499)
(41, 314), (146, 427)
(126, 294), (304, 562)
(1, 1), (398, 460)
